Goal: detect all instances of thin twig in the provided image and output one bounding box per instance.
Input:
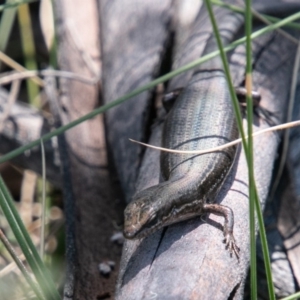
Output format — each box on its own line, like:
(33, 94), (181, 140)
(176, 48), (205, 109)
(129, 119), (300, 155)
(0, 69), (99, 85)
(0, 51), (43, 86)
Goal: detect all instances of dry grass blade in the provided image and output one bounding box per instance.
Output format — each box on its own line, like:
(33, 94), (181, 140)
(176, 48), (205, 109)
(20, 170), (37, 227)
(0, 228), (44, 299)
(0, 51), (43, 86)
(0, 69), (98, 85)
(130, 119), (300, 154)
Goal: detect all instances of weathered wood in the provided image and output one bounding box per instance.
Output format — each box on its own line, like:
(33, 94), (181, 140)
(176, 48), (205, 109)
(0, 0), (299, 299)
(116, 13), (299, 300)
(53, 1), (124, 299)
(255, 166), (298, 299)
(278, 94), (300, 287)
(100, 0), (173, 202)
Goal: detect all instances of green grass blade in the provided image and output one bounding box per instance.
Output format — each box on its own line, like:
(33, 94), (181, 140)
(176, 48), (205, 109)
(211, 0), (300, 30)
(254, 189), (275, 298)
(40, 139), (46, 259)
(281, 291), (300, 300)
(0, 177), (60, 299)
(0, 0), (17, 70)
(204, 1), (276, 298)
(17, 3), (40, 105)
(0, 0), (37, 12)
(0, 187), (52, 299)
(0, 229), (45, 299)
(244, 1), (257, 299)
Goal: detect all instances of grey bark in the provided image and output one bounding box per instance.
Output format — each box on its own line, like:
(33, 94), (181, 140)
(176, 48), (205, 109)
(100, 0), (174, 202)
(0, 88), (61, 187)
(54, 1), (124, 299)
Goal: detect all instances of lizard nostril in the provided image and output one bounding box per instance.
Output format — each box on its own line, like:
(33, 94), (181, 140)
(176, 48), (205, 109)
(123, 231), (133, 239)
(123, 225), (138, 239)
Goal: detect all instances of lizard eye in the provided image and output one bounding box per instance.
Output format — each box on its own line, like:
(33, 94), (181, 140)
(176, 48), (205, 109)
(171, 206), (179, 216)
(145, 213), (158, 228)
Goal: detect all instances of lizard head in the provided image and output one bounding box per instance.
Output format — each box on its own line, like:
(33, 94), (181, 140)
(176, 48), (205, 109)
(123, 187), (162, 239)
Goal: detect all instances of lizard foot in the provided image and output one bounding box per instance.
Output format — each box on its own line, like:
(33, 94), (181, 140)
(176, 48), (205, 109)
(223, 233), (240, 259)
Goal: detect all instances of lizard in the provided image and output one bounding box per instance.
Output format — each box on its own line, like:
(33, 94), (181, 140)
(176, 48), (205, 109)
(123, 1), (284, 258)
(123, 1), (299, 257)
(124, 68), (240, 256)
(123, 7), (244, 257)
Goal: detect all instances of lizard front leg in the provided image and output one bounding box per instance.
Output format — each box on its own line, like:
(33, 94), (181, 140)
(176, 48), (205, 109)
(203, 203), (240, 258)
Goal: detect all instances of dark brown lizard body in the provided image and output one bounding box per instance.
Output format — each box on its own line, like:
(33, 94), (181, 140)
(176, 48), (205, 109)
(124, 68), (239, 254)
(123, 7), (245, 256)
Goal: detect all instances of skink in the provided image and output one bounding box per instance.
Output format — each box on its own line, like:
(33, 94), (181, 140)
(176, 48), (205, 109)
(123, 6), (245, 256)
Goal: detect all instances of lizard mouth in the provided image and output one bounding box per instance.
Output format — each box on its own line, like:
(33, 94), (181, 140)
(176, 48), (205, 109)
(135, 225), (162, 239)
(126, 218), (164, 240)
(123, 230), (136, 239)
(123, 223), (141, 239)
(123, 214), (164, 240)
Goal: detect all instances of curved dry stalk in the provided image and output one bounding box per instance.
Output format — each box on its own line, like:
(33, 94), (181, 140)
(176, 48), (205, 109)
(0, 51), (43, 86)
(130, 119), (300, 155)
